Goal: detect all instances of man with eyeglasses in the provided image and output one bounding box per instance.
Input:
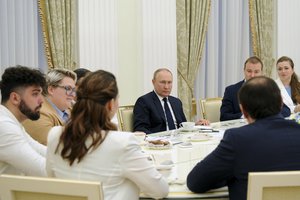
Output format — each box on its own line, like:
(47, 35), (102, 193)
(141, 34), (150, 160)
(23, 68), (77, 145)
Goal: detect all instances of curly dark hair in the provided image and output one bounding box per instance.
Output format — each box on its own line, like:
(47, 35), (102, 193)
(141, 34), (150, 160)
(56, 70), (118, 165)
(0, 65), (46, 103)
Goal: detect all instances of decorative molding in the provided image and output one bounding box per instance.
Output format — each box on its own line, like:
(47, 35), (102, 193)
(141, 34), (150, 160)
(141, 0), (177, 95)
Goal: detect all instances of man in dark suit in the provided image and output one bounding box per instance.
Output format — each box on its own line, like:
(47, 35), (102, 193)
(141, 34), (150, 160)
(220, 56), (263, 121)
(187, 76), (300, 200)
(133, 68), (208, 134)
(220, 56), (290, 121)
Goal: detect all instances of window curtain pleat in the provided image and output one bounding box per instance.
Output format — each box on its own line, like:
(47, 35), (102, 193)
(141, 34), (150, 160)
(249, 0), (276, 77)
(176, 0), (211, 120)
(38, 0), (78, 70)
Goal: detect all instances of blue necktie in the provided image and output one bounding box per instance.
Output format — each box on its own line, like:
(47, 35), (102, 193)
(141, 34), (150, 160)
(163, 97), (176, 130)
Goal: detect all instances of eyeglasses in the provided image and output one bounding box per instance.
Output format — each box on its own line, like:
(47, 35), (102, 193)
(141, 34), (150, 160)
(57, 85), (76, 96)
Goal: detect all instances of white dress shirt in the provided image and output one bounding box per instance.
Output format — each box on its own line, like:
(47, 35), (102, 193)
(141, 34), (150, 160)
(154, 91), (177, 129)
(46, 127), (169, 200)
(0, 105), (47, 176)
(275, 78), (296, 113)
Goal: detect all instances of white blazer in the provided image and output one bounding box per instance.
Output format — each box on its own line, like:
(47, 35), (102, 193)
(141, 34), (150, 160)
(275, 78), (296, 113)
(46, 126), (169, 200)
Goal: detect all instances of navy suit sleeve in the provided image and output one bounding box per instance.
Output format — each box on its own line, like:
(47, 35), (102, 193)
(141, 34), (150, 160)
(133, 97), (152, 134)
(187, 130), (235, 193)
(220, 87), (242, 121)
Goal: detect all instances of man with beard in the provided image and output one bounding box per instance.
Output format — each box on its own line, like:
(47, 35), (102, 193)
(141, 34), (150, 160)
(0, 66), (47, 176)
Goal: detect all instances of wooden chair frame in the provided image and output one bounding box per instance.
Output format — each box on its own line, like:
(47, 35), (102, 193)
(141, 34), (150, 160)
(0, 174), (103, 200)
(117, 105), (134, 131)
(247, 171), (300, 200)
(199, 97), (222, 123)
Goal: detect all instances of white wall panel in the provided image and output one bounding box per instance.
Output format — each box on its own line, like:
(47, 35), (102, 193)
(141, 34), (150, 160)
(0, 0), (39, 74)
(277, 0), (300, 76)
(141, 0), (177, 96)
(78, 0), (177, 105)
(78, 0), (118, 74)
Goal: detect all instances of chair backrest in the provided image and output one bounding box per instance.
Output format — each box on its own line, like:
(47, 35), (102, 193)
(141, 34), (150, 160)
(247, 171), (300, 200)
(117, 105), (134, 131)
(199, 97), (222, 123)
(0, 174), (103, 200)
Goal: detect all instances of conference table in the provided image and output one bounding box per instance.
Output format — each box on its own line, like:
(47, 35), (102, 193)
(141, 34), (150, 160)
(140, 119), (247, 199)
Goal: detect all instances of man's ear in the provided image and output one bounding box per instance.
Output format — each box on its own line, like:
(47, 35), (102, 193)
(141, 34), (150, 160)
(47, 86), (55, 95)
(239, 104), (249, 118)
(10, 92), (21, 105)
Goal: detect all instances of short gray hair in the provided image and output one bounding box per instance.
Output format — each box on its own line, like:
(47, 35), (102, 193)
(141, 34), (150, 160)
(153, 68), (173, 80)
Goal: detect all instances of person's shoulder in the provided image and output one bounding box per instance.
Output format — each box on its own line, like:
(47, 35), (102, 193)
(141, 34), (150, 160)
(168, 95), (180, 101)
(0, 105), (16, 123)
(227, 80), (244, 88)
(136, 91), (154, 101)
(106, 131), (138, 147)
(108, 131), (134, 141)
(47, 126), (63, 144)
(224, 122), (255, 137)
(41, 98), (57, 113)
(274, 78), (284, 87)
(135, 92), (157, 107)
(281, 118), (300, 128)
(224, 81), (244, 94)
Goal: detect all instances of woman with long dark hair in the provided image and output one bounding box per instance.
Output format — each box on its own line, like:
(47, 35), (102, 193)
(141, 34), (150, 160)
(46, 70), (168, 200)
(275, 56), (300, 113)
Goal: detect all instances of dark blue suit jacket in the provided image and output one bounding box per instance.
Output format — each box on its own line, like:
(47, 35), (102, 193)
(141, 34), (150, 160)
(220, 80), (291, 121)
(133, 91), (186, 134)
(187, 114), (300, 200)
(220, 80), (244, 121)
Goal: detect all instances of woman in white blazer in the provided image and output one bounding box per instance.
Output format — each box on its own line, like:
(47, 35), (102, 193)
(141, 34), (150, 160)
(275, 56), (300, 113)
(46, 70), (169, 200)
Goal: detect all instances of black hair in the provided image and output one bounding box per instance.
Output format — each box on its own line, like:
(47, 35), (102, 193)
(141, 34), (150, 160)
(238, 76), (282, 120)
(0, 65), (46, 103)
(73, 68), (91, 84)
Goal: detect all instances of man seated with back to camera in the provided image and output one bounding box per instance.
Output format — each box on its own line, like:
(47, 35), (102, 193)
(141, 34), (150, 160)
(187, 76), (300, 200)
(133, 68), (209, 134)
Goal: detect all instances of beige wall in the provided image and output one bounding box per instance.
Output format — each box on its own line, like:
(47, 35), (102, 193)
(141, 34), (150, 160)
(78, 0), (177, 106)
(277, 0), (300, 76)
(117, 0), (143, 105)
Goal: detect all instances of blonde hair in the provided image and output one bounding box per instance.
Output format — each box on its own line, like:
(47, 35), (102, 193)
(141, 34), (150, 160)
(44, 69), (77, 95)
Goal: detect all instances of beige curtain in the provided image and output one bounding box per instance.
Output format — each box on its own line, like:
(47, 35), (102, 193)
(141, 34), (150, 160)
(176, 0), (211, 120)
(249, 0), (275, 77)
(38, 0), (77, 70)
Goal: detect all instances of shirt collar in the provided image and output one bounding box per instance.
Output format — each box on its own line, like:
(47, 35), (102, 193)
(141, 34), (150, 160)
(153, 90), (168, 102)
(46, 98), (66, 121)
